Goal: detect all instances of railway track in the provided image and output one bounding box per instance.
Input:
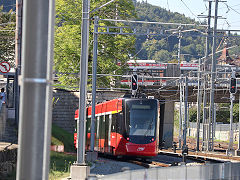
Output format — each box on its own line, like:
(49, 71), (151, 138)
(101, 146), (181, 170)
(127, 159), (171, 168)
(159, 149), (240, 163)
(98, 147), (238, 170)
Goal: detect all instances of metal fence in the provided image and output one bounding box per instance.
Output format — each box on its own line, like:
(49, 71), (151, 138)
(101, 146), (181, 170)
(98, 162), (240, 180)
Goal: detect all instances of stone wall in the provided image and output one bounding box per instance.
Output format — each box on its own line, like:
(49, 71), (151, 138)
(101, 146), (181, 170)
(52, 89), (79, 133)
(52, 89), (125, 133)
(0, 143), (18, 178)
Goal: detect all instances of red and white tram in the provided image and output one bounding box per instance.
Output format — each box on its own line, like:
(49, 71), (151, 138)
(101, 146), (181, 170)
(74, 97), (160, 157)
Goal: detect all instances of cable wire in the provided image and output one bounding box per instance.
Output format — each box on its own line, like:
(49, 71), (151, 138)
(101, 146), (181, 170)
(179, 0), (202, 22)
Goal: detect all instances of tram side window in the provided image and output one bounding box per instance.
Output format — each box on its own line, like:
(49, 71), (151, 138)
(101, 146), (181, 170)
(112, 114), (117, 132)
(99, 116), (105, 139)
(105, 115), (109, 135)
(86, 118), (91, 133)
(117, 112), (124, 134)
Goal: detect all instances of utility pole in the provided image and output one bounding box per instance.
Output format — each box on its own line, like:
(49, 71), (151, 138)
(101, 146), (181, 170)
(183, 76), (188, 149)
(196, 57), (202, 151)
(43, 0), (55, 179)
(227, 71), (236, 155)
(197, 0), (212, 151)
(208, 0), (219, 151)
(15, 0), (23, 127)
(71, 0), (90, 179)
(177, 26), (182, 65)
(90, 16), (99, 151)
(237, 93), (240, 156)
(179, 75), (183, 148)
(77, 0), (90, 165)
(16, 0), (53, 179)
(228, 93), (234, 152)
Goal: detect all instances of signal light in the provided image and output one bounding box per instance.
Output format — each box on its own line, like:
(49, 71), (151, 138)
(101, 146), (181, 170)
(131, 74), (138, 91)
(230, 78), (237, 94)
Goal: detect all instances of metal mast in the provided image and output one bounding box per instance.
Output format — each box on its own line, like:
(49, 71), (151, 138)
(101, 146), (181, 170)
(77, 0), (90, 165)
(16, 0), (53, 179)
(208, 0), (219, 151)
(197, 0), (212, 151)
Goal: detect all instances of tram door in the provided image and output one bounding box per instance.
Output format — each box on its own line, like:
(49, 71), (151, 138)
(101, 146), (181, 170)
(95, 116), (100, 151)
(99, 115), (105, 152)
(105, 115), (109, 152)
(108, 114), (112, 153)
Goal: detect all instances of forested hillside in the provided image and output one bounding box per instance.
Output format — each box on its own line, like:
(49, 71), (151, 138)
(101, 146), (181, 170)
(132, 1), (206, 62)
(133, 1), (240, 63)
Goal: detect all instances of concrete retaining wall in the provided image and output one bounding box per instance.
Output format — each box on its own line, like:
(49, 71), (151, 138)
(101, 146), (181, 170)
(162, 100), (174, 148)
(188, 122), (239, 141)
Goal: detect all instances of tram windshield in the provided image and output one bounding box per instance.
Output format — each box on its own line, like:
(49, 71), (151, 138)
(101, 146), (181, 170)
(125, 99), (157, 137)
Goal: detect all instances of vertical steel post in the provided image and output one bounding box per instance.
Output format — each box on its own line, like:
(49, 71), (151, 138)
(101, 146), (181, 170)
(179, 75), (182, 148)
(197, 0), (212, 150)
(238, 94), (240, 150)
(196, 57), (202, 151)
(16, 0), (50, 179)
(202, 1), (212, 151)
(15, 0), (23, 126)
(77, 0), (90, 165)
(90, 16), (99, 151)
(43, 0), (55, 179)
(229, 93), (234, 150)
(183, 76), (188, 148)
(177, 26), (182, 65)
(213, 103), (216, 139)
(208, 0), (219, 151)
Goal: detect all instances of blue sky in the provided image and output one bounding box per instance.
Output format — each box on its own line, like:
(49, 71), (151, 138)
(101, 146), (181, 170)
(140, 0), (240, 31)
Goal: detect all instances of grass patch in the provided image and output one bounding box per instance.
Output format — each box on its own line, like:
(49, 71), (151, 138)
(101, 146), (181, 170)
(50, 124), (76, 179)
(49, 151), (76, 180)
(51, 124), (75, 152)
(51, 136), (64, 146)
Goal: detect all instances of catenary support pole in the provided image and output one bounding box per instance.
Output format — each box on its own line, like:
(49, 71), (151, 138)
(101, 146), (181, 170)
(196, 58), (202, 151)
(183, 76), (188, 148)
(197, 1), (212, 151)
(229, 93), (234, 151)
(179, 75), (183, 148)
(15, 0), (23, 127)
(208, 0), (219, 151)
(16, 0), (51, 179)
(90, 16), (99, 151)
(43, 0), (55, 179)
(177, 26), (182, 65)
(238, 93), (240, 150)
(77, 0), (90, 165)
(202, 1), (212, 149)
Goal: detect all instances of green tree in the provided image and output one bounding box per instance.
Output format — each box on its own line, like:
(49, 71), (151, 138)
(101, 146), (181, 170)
(54, 0), (136, 89)
(153, 49), (172, 62)
(0, 7), (15, 66)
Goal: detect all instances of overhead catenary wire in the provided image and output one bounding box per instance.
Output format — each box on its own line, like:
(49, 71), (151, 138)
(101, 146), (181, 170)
(179, 0), (202, 22)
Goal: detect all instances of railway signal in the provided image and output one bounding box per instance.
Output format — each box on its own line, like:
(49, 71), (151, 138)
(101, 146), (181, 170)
(131, 74), (138, 91)
(230, 77), (237, 94)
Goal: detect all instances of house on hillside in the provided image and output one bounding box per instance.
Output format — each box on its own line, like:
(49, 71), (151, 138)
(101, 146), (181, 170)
(217, 42), (240, 66)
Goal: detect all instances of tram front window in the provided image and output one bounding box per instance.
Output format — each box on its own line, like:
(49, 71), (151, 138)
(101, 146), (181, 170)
(130, 109), (155, 136)
(125, 99), (157, 137)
